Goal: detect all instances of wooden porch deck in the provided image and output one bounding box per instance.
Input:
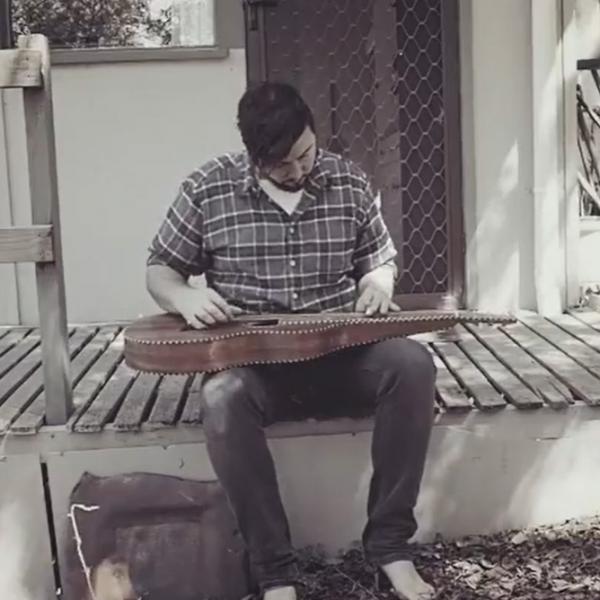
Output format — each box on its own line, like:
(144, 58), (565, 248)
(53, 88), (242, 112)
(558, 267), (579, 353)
(2, 309), (600, 437)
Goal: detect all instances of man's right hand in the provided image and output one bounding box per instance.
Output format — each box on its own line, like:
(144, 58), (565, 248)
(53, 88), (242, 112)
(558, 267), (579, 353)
(171, 286), (243, 329)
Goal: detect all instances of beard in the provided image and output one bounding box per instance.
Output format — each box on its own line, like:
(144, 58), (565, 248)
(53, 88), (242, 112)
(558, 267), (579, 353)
(266, 175), (307, 193)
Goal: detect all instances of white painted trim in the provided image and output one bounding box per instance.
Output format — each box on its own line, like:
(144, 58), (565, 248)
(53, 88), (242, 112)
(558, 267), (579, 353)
(3, 403), (600, 458)
(50, 46), (228, 65)
(458, 0), (479, 310)
(531, 0), (566, 315)
(0, 91), (20, 324)
(561, 0), (581, 307)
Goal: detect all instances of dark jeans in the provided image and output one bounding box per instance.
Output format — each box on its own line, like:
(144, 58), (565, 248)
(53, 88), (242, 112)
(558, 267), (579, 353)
(199, 338), (436, 593)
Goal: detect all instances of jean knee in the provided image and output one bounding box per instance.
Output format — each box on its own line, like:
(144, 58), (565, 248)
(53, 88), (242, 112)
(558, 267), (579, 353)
(200, 370), (248, 436)
(405, 338), (437, 384)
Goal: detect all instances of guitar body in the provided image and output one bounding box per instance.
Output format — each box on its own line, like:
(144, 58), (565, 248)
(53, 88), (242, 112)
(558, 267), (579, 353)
(123, 310), (514, 375)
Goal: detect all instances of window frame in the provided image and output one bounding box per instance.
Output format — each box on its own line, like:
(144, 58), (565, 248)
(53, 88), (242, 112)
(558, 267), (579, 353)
(17, 0), (232, 64)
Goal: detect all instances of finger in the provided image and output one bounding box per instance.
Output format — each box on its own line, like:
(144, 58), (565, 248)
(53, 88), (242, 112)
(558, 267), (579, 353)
(365, 292), (385, 316)
(203, 295), (231, 322)
(210, 290), (243, 319)
(389, 300), (402, 312)
(209, 292), (238, 320)
(183, 313), (205, 330)
(201, 303), (228, 324)
(355, 289), (373, 313)
(378, 296), (391, 315)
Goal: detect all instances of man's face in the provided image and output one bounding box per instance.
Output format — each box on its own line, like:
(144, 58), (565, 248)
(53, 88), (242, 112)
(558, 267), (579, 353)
(260, 126), (317, 192)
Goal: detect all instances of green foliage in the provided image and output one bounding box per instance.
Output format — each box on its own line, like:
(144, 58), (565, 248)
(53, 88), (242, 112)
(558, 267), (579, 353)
(12, 0), (173, 48)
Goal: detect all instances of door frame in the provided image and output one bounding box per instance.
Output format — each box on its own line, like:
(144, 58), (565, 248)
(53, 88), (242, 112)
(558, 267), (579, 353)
(243, 0), (466, 310)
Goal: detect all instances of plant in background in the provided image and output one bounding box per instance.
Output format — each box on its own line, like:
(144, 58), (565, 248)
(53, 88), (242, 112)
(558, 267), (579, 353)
(12, 0), (173, 48)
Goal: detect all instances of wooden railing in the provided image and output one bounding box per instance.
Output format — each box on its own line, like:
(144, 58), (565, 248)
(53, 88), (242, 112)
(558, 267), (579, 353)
(0, 34), (72, 424)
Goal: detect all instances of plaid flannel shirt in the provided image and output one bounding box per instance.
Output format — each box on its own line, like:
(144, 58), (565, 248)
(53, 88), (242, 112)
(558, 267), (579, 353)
(147, 149), (398, 313)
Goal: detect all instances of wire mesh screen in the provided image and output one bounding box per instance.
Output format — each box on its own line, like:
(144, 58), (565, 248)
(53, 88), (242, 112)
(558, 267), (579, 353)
(260, 0), (457, 298)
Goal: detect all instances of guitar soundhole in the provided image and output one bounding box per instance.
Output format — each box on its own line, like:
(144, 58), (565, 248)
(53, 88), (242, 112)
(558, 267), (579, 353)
(247, 319), (280, 327)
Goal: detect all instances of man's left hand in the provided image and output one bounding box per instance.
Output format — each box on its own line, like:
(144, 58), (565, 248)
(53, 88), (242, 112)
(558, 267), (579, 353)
(355, 282), (401, 316)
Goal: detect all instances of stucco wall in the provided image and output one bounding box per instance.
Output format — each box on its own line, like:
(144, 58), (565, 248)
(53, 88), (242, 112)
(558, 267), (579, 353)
(461, 0), (537, 313)
(1, 1), (588, 323)
(2, 50), (246, 325)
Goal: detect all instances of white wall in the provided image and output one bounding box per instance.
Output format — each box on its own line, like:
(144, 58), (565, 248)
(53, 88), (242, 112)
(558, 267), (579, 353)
(2, 50), (246, 325)
(461, 0), (536, 313)
(2, 1), (589, 324)
(575, 0), (600, 290)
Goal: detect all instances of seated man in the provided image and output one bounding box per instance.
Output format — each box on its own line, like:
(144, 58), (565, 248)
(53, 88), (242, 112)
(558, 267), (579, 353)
(145, 82), (436, 600)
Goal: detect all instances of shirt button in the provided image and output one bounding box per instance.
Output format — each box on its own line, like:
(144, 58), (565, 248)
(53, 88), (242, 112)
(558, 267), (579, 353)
(292, 292), (299, 299)
(289, 259), (296, 267)
(289, 227), (295, 235)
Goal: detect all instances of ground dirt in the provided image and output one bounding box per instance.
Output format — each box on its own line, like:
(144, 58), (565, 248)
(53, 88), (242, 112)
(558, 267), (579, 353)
(296, 517), (600, 599)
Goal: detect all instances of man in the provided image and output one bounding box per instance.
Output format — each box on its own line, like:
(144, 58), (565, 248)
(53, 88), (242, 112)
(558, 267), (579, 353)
(146, 82), (436, 600)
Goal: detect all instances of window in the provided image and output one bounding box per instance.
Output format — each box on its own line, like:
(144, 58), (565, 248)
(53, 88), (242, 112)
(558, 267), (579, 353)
(12, 0), (216, 50)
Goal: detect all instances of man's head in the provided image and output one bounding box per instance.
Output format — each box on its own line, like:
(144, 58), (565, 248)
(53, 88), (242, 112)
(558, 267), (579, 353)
(237, 82), (317, 192)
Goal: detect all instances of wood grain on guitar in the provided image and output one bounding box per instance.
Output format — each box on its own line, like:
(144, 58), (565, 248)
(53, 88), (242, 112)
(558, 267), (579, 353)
(123, 311), (515, 375)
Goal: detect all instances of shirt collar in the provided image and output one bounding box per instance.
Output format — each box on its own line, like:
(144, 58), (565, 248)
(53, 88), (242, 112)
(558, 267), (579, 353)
(239, 148), (332, 197)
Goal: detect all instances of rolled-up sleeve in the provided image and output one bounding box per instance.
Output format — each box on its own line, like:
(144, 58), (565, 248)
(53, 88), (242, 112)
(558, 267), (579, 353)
(147, 179), (205, 278)
(352, 179), (398, 279)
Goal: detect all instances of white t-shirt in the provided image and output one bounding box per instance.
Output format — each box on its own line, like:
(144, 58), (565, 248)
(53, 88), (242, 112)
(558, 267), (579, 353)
(258, 178), (303, 215)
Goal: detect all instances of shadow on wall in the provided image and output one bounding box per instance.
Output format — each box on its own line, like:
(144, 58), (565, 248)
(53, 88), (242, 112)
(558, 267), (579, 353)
(412, 408), (599, 543)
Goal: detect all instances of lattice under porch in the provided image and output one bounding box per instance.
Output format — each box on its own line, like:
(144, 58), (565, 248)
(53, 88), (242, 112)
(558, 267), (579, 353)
(2, 309), (600, 437)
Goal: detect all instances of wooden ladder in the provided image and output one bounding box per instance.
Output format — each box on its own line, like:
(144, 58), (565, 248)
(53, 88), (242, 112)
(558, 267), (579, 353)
(0, 34), (72, 425)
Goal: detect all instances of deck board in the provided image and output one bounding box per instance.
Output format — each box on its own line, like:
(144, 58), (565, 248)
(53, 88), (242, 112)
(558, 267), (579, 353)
(180, 374), (204, 425)
(0, 329), (30, 356)
(3, 310), (600, 435)
(521, 314), (600, 378)
(0, 331), (40, 379)
(457, 326), (544, 409)
(112, 373), (160, 431)
(462, 323), (571, 409)
(73, 360), (137, 433)
(0, 328), (92, 434)
(501, 321), (600, 405)
(146, 375), (190, 430)
(11, 327), (119, 434)
(428, 348), (472, 411)
(433, 341), (507, 410)
(548, 313), (600, 354)
(568, 308), (600, 331)
(66, 332), (124, 431)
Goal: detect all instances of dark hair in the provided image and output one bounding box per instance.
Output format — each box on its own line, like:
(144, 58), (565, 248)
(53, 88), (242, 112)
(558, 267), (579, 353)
(237, 81), (315, 167)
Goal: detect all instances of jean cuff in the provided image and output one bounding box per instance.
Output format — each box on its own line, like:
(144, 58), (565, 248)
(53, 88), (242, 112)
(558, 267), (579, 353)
(256, 562), (300, 594)
(365, 546), (414, 566)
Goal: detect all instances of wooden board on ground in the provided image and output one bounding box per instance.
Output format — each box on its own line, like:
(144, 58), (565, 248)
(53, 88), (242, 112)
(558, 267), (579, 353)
(11, 327), (119, 434)
(67, 332), (125, 431)
(112, 373), (160, 431)
(0, 328), (30, 352)
(500, 321), (600, 405)
(567, 308), (600, 332)
(427, 347), (472, 411)
(180, 374), (205, 424)
(0, 331), (40, 379)
(520, 314), (600, 378)
(0, 328), (92, 433)
(432, 342), (507, 410)
(457, 326), (544, 409)
(73, 360), (138, 433)
(146, 375), (191, 430)
(548, 312), (600, 354)
(463, 323), (571, 409)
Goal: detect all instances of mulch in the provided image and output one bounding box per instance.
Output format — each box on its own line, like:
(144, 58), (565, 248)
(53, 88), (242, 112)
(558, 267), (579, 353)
(296, 517), (600, 599)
